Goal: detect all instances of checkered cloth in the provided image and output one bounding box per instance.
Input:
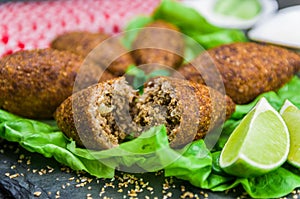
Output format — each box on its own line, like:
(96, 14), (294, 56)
(0, 0), (160, 57)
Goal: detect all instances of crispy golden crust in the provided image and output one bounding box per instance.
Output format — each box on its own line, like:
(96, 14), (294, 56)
(131, 20), (185, 71)
(0, 49), (83, 119)
(90, 38), (135, 76)
(73, 60), (116, 92)
(177, 42), (300, 104)
(51, 31), (109, 57)
(190, 82), (235, 140)
(55, 78), (117, 149)
(54, 89), (83, 146)
(51, 31), (134, 76)
(55, 82), (105, 149)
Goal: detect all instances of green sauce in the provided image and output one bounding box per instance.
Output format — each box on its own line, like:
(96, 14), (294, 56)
(214, 0), (262, 20)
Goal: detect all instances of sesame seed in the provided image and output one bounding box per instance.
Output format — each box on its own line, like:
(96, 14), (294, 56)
(166, 192), (172, 197)
(9, 173), (20, 179)
(181, 191), (194, 198)
(128, 189), (137, 197)
(147, 187), (153, 191)
(34, 191), (42, 197)
(180, 185), (185, 192)
(293, 195), (298, 199)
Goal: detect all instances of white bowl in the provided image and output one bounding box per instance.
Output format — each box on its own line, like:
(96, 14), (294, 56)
(248, 5), (300, 49)
(181, 0), (278, 29)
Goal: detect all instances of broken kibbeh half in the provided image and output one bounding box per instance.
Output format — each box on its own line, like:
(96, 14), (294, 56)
(54, 77), (138, 150)
(133, 77), (235, 148)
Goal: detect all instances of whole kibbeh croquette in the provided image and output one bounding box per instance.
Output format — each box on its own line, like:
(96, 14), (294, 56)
(131, 20), (185, 72)
(51, 31), (135, 76)
(177, 42), (300, 104)
(0, 49), (85, 119)
(54, 77), (235, 150)
(0, 48), (111, 119)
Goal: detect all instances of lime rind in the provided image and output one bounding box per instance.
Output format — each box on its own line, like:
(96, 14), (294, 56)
(280, 100), (300, 168)
(279, 99), (297, 114)
(220, 97), (290, 177)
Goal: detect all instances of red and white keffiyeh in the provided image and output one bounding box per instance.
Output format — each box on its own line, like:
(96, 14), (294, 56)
(0, 0), (160, 57)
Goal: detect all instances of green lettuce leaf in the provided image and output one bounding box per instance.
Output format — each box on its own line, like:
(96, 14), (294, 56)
(0, 111), (115, 178)
(153, 0), (222, 34)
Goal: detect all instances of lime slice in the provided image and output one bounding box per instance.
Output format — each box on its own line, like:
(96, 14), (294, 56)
(220, 97), (290, 177)
(280, 100), (300, 168)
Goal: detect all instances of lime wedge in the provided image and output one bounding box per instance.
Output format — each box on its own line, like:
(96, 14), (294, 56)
(280, 100), (300, 168)
(220, 97), (290, 177)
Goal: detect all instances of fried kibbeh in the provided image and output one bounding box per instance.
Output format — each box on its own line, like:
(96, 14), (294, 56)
(131, 20), (185, 72)
(133, 77), (235, 147)
(54, 77), (138, 150)
(73, 60), (116, 92)
(55, 77), (235, 149)
(177, 42), (300, 104)
(51, 31), (109, 57)
(0, 49), (84, 119)
(51, 31), (134, 76)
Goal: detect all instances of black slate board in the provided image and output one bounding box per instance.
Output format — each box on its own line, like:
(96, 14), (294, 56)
(1, 137), (300, 199)
(0, 138), (251, 199)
